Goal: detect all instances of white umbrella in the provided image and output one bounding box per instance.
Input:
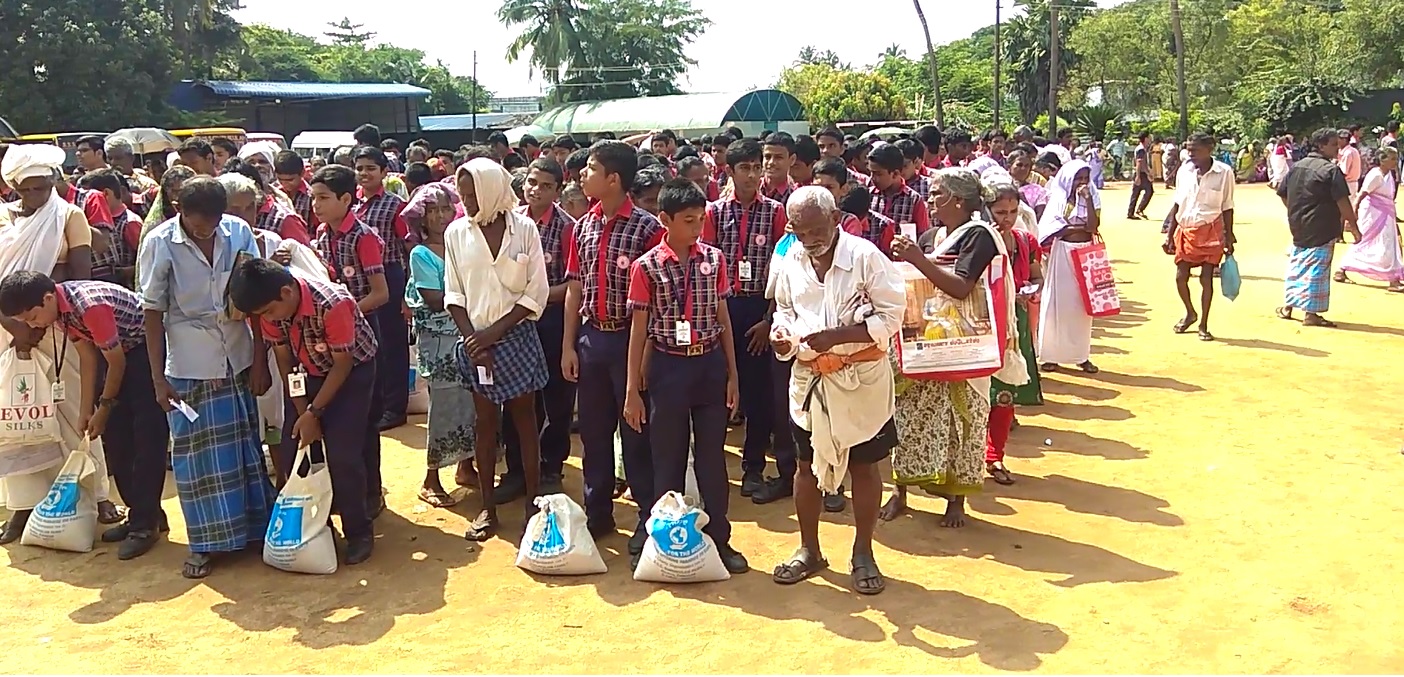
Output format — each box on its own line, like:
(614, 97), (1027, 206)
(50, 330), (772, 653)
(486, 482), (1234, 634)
(107, 128), (181, 155)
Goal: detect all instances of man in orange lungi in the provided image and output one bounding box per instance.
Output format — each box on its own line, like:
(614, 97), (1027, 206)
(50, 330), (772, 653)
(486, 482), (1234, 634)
(1163, 133), (1236, 341)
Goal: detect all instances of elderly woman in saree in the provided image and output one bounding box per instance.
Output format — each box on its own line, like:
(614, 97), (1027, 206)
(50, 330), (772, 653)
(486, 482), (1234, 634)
(1035, 160), (1101, 374)
(880, 168), (1027, 527)
(1336, 146), (1404, 292)
(0, 144), (123, 543)
(404, 183), (476, 507)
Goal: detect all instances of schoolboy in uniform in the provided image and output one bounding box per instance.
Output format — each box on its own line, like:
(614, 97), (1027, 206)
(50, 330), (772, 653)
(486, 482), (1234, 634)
(623, 179), (747, 573)
(561, 141), (664, 554)
(274, 151), (315, 227)
(700, 138), (796, 503)
(309, 164), (388, 519)
(760, 133), (799, 206)
(868, 144), (931, 237)
(351, 146), (412, 431)
(0, 272), (170, 559)
(229, 258), (380, 565)
(83, 169), (143, 287)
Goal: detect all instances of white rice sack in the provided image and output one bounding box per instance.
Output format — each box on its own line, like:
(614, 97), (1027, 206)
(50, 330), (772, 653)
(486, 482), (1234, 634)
(633, 491), (729, 583)
(20, 448), (98, 552)
(516, 493), (606, 575)
(263, 444), (338, 574)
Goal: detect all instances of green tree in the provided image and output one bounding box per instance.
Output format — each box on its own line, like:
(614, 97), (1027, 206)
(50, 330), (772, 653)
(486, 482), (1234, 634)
(547, 0), (710, 103)
(778, 64), (906, 126)
(795, 46), (849, 70)
(1066, 0), (1170, 112)
(1002, 0), (1094, 125)
(214, 24), (323, 81)
(0, 0), (177, 132)
(498, 0), (590, 84)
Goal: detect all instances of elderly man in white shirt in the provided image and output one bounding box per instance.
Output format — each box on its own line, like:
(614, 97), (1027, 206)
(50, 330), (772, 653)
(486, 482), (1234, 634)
(768, 186), (905, 595)
(1163, 133), (1235, 341)
(444, 158), (551, 541)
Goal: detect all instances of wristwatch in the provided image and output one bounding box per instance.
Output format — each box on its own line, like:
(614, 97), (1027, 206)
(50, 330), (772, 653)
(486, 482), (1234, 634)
(97, 397), (119, 409)
(306, 404), (325, 419)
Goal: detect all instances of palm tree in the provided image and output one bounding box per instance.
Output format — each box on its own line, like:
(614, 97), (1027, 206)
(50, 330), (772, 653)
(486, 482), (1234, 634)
(497, 0), (590, 84)
(912, 0), (944, 127)
(881, 43), (906, 60)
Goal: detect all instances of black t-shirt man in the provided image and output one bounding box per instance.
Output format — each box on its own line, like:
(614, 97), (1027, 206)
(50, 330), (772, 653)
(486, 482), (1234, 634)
(1277, 151), (1350, 249)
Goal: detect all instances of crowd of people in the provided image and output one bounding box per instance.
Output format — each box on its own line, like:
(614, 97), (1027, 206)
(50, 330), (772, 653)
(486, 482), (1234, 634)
(0, 112), (1384, 593)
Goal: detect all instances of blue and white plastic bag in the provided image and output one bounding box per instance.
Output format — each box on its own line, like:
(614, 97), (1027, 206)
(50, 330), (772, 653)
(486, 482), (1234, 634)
(264, 443), (337, 574)
(20, 446), (98, 552)
(516, 493), (607, 575)
(633, 491), (729, 583)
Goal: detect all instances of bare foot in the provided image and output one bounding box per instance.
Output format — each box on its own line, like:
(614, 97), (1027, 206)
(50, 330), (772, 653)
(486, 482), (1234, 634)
(455, 460), (475, 487)
(879, 491), (906, 521)
(941, 496), (967, 528)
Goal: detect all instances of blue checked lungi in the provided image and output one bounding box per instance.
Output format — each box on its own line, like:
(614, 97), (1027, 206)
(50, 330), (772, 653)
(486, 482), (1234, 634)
(1284, 244), (1335, 313)
(456, 320), (549, 404)
(168, 368), (275, 554)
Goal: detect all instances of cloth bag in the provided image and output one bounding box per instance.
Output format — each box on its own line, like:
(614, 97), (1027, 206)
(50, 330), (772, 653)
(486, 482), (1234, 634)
(20, 444), (98, 552)
(515, 493), (607, 575)
(1220, 254), (1242, 301)
(0, 347), (64, 449)
(633, 491), (729, 583)
(894, 220), (1016, 381)
(264, 442), (338, 574)
(1069, 238), (1123, 317)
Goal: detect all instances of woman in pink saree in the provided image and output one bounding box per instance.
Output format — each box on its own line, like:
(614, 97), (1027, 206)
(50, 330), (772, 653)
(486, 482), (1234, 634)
(1337, 147), (1404, 292)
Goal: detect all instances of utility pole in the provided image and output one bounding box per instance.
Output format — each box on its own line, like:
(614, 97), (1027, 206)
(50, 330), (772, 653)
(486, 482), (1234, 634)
(993, 0), (1002, 130)
(471, 50), (479, 142)
(1170, 0), (1189, 140)
(1048, 2), (1060, 134)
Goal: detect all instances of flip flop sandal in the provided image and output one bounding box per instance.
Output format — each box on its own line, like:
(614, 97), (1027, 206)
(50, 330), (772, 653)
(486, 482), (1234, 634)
(1303, 316), (1337, 328)
(1173, 317), (1197, 334)
(987, 463), (1016, 485)
(1388, 286), (1404, 293)
(182, 553), (213, 579)
(772, 550), (829, 585)
(1078, 361), (1100, 374)
(417, 488), (458, 508)
(1275, 307), (1294, 320)
(849, 554), (886, 595)
(97, 502), (126, 525)
(1198, 330), (1215, 341)
(464, 511), (496, 542)
(1039, 363), (1059, 373)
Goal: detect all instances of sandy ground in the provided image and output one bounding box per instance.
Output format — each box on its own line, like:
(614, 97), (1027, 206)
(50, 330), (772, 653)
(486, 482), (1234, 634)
(2, 183), (1403, 674)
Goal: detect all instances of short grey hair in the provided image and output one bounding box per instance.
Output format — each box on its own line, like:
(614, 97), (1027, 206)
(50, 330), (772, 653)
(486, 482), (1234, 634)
(216, 172), (259, 202)
(1379, 146), (1400, 164)
(333, 146), (354, 167)
(932, 167), (985, 209)
(786, 185), (836, 219)
(104, 137), (134, 156)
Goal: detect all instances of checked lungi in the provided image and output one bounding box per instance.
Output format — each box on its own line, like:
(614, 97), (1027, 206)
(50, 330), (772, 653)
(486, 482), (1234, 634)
(1283, 244), (1335, 314)
(168, 368), (275, 554)
(456, 320), (549, 404)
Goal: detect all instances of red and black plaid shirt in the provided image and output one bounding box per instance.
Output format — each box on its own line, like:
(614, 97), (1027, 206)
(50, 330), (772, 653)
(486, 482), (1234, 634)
(702, 195), (787, 296)
(627, 240), (730, 350)
(90, 209), (142, 282)
(315, 212), (385, 302)
(565, 198), (664, 325)
(261, 277), (378, 377)
(288, 181), (314, 227)
(354, 186), (409, 268)
(64, 185), (113, 228)
(906, 173), (931, 198)
(841, 211), (897, 257)
(761, 177), (797, 206)
(871, 183), (931, 235)
(257, 197), (312, 246)
(517, 203), (575, 287)
(54, 281), (145, 352)
(848, 166), (874, 188)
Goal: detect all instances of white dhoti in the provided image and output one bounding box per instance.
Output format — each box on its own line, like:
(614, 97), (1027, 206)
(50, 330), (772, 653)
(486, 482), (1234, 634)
(790, 356), (895, 494)
(1036, 239), (1095, 366)
(0, 328), (111, 510)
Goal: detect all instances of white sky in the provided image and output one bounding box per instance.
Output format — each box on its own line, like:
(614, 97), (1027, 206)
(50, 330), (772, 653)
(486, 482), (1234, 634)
(236, 0), (1128, 98)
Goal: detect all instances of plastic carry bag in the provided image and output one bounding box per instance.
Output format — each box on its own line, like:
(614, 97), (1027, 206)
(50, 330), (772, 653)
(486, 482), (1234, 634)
(20, 445), (98, 552)
(0, 347), (64, 448)
(264, 442), (338, 574)
(1220, 254), (1241, 301)
(516, 493), (607, 575)
(633, 491), (729, 583)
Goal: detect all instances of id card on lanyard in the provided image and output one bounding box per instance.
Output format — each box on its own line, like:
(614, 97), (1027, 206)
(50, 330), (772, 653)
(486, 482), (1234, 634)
(674, 257), (694, 345)
(735, 203), (752, 284)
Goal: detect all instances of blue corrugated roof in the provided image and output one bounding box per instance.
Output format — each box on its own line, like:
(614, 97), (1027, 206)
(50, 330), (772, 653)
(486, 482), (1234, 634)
(191, 81), (430, 100)
(418, 112), (526, 132)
